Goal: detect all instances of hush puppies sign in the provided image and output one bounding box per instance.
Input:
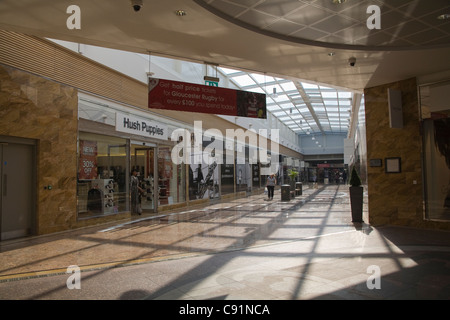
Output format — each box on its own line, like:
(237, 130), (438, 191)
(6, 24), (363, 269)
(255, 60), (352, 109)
(148, 78), (266, 119)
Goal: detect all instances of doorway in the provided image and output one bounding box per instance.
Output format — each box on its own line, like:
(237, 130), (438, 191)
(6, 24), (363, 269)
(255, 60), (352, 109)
(131, 144), (157, 212)
(0, 137), (36, 240)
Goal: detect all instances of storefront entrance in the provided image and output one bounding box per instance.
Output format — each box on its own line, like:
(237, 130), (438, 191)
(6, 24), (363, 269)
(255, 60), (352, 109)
(132, 144), (157, 212)
(0, 137), (36, 240)
(419, 81), (450, 222)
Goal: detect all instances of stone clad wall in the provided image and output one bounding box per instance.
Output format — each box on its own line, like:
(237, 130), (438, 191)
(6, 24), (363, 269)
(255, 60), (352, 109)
(364, 77), (449, 230)
(0, 64), (78, 234)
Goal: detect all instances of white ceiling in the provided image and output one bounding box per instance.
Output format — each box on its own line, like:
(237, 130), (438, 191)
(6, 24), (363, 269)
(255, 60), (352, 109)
(196, 0), (450, 49)
(1, 0), (450, 94)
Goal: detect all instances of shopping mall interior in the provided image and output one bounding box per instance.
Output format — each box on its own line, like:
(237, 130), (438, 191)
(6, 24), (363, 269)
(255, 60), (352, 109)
(0, 0), (449, 301)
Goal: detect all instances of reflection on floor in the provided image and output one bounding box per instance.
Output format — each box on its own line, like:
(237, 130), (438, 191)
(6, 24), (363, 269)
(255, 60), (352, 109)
(0, 185), (449, 300)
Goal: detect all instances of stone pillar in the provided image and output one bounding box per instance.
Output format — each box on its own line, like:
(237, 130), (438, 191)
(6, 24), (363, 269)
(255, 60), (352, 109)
(364, 78), (424, 227)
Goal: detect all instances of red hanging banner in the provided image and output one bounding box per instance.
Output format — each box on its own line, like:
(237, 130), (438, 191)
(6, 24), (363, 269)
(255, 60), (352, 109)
(148, 78), (266, 119)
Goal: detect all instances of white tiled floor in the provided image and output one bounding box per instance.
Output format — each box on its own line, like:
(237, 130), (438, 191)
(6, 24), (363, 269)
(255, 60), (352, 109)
(0, 185), (449, 300)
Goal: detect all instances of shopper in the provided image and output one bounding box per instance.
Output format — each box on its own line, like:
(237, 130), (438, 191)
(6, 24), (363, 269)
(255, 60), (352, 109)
(130, 169), (144, 215)
(266, 173), (277, 200)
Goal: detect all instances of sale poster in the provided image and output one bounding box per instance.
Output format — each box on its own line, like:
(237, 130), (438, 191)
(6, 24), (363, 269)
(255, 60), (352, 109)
(148, 78), (266, 119)
(79, 140), (98, 180)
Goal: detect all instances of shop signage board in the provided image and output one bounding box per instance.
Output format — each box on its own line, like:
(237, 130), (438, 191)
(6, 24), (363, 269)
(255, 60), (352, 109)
(115, 112), (168, 140)
(148, 77), (266, 119)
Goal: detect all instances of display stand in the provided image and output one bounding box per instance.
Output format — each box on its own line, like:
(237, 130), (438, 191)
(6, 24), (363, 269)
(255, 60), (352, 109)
(91, 179), (116, 214)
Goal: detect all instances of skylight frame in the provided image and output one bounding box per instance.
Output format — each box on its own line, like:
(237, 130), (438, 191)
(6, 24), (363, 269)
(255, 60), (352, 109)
(218, 67), (354, 135)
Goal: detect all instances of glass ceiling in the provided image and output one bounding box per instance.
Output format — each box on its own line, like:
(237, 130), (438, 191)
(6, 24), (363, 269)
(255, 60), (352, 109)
(218, 67), (354, 136)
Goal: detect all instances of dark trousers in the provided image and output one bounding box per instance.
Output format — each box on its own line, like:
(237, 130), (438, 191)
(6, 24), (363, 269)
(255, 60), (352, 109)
(267, 186), (274, 199)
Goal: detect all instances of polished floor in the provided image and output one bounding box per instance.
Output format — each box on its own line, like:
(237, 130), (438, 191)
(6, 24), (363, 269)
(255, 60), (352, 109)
(0, 184), (449, 300)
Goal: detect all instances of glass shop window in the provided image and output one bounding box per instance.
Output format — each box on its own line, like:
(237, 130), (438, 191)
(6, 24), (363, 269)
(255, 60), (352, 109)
(77, 132), (128, 219)
(157, 146), (186, 206)
(419, 81), (450, 221)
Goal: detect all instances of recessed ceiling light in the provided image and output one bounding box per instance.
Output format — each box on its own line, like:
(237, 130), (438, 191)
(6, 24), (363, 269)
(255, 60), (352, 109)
(437, 14), (450, 20)
(175, 10), (187, 16)
(332, 0), (347, 4)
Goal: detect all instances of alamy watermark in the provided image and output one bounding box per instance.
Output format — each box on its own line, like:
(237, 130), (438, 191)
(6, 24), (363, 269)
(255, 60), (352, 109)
(367, 265), (381, 290)
(66, 5), (381, 31)
(170, 121), (280, 175)
(66, 5), (81, 30)
(66, 265), (81, 290)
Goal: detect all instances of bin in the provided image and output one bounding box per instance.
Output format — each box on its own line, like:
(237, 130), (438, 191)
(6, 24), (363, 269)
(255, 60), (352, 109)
(295, 182), (302, 196)
(281, 184), (291, 201)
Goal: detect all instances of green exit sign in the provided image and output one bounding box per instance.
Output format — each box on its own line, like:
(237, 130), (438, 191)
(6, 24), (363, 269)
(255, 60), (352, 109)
(205, 80), (218, 87)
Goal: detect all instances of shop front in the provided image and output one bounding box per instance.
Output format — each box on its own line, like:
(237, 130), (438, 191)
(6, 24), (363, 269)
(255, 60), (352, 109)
(77, 95), (186, 219)
(76, 93), (303, 220)
(419, 80), (450, 222)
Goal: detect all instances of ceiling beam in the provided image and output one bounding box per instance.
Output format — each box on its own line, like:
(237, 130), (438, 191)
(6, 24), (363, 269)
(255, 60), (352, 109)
(294, 81), (324, 135)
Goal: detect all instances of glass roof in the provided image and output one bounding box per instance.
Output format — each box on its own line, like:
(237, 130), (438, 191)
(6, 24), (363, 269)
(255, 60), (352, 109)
(219, 67), (354, 136)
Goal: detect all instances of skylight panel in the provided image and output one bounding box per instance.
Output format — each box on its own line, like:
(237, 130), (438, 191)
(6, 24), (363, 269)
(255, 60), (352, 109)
(248, 87), (265, 94)
(217, 67), (353, 136)
(251, 73), (274, 83)
(232, 74), (256, 87)
(338, 100), (351, 106)
(272, 94), (290, 103)
(219, 67), (241, 75)
(301, 82), (318, 89)
(321, 91), (337, 98)
(280, 82), (297, 91)
(267, 105), (281, 111)
(324, 100), (338, 106)
(265, 84), (283, 95)
(338, 91), (352, 99)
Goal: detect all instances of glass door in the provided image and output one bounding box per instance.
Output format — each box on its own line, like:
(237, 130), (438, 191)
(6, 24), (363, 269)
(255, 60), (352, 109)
(132, 145), (156, 212)
(104, 144), (128, 214)
(423, 118), (450, 221)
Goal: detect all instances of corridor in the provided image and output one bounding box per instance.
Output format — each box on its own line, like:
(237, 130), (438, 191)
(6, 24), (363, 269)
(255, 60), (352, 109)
(0, 185), (449, 300)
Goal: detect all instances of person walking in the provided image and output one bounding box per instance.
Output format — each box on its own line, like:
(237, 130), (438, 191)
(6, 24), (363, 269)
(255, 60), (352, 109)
(130, 168), (145, 215)
(266, 173), (277, 200)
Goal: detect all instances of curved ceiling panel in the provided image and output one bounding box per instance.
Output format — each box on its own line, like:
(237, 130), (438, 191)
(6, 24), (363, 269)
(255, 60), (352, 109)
(195, 0), (450, 51)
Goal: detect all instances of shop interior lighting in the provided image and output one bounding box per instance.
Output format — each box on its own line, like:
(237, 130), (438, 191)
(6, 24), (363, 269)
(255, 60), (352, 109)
(437, 14), (450, 20)
(175, 10), (187, 16)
